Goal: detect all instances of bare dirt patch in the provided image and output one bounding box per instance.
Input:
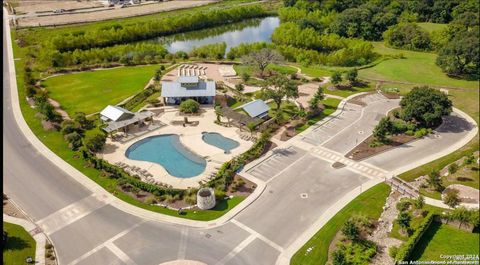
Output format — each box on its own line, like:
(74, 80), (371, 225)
(14, 0), (103, 14)
(346, 134), (416, 161)
(17, 0), (217, 27)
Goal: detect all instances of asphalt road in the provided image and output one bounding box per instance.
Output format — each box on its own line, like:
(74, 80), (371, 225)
(4, 11), (477, 265)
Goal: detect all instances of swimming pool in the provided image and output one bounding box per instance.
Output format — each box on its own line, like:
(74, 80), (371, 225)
(125, 134), (206, 178)
(202, 132), (240, 152)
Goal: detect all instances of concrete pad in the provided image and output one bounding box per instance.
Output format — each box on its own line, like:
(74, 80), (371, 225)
(236, 155), (369, 248)
(50, 205), (142, 264)
(113, 221), (182, 265)
(225, 238), (280, 265)
(76, 247), (125, 265)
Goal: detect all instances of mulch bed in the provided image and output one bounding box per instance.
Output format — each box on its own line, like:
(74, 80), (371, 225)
(227, 175), (256, 196)
(346, 134), (416, 161)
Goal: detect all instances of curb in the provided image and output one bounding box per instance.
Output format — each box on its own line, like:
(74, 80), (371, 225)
(3, 214), (46, 265)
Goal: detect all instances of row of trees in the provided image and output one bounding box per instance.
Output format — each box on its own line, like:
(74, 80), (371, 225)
(51, 5), (269, 52)
(189, 42), (227, 60)
(44, 42), (168, 68)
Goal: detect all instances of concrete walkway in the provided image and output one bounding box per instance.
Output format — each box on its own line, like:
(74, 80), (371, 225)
(3, 214), (47, 265)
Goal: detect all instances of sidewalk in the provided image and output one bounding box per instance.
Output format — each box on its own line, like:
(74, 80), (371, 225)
(3, 214), (46, 265)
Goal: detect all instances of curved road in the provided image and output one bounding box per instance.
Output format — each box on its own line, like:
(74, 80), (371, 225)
(4, 11), (478, 265)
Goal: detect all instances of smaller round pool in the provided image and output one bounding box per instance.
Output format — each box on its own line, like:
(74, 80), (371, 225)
(202, 132), (240, 152)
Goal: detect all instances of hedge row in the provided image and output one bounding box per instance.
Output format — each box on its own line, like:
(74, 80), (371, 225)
(121, 85), (158, 111)
(395, 212), (436, 263)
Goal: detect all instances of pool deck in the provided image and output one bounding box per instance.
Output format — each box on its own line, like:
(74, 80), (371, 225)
(99, 106), (253, 189)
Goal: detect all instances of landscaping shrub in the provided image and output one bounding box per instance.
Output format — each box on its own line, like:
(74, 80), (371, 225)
(189, 42), (226, 60)
(389, 246), (399, 259)
(84, 132), (107, 153)
(122, 86), (158, 111)
(396, 200), (412, 212)
(395, 213), (435, 262)
(179, 99), (200, 113)
(448, 163), (459, 174)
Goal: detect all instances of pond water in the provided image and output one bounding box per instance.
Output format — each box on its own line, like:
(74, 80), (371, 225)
(149, 16), (279, 53)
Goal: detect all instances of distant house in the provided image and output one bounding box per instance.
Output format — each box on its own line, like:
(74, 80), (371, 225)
(161, 76), (216, 105)
(100, 105), (154, 134)
(237, 99), (270, 119)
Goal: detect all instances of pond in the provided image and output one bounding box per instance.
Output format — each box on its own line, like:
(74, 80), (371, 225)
(148, 16), (279, 53)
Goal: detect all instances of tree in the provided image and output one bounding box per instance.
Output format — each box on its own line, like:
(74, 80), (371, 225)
(443, 188), (461, 208)
(246, 122), (256, 137)
(396, 211), (411, 233)
(84, 133), (106, 153)
(346, 68), (358, 84)
(241, 72), (250, 82)
(436, 29), (479, 79)
(414, 195), (425, 209)
(64, 131), (83, 150)
(308, 86), (325, 114)
(154, 68), (162, 81)
(179, 99), (200, 113)
(242, 48), (284, 77)
(399, 86), (453, 127)
(383, 23), (431, 51)
(74, 112), (93, 130)
(235, 83), (245, 93)
(331, 71), (342, 86)
(262, 75), (298, 112)
(214, 105), (223, 123)
(427, 170), (444, 192)
(341, 219), (359, 241)
(373, 117), (394, 143)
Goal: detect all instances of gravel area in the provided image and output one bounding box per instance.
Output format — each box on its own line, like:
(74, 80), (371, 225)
(367, 190), (405, 265)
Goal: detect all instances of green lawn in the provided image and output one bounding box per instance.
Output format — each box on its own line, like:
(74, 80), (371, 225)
(410, 222), (479, 261)
(42, 65), (160, 115)
(3, 222), (36, 265)
(417, 22), (447, 33)
(295, 98), (341, 133)
(359, 43), (479, 89)
(291, 183), (391, 265)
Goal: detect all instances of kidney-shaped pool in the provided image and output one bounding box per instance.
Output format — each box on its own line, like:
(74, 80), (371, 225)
(125, 134), (206, 178)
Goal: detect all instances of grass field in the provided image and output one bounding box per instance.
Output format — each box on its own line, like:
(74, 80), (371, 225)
(410, 222), (479, 261)
(290, 183), (391, 265)
(359, 43), (479, 89)
(3, 222), (36, 265)
(42, 65), (160, 115)
(417, 22), (447, 33)
(325, 83), (375, 98)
